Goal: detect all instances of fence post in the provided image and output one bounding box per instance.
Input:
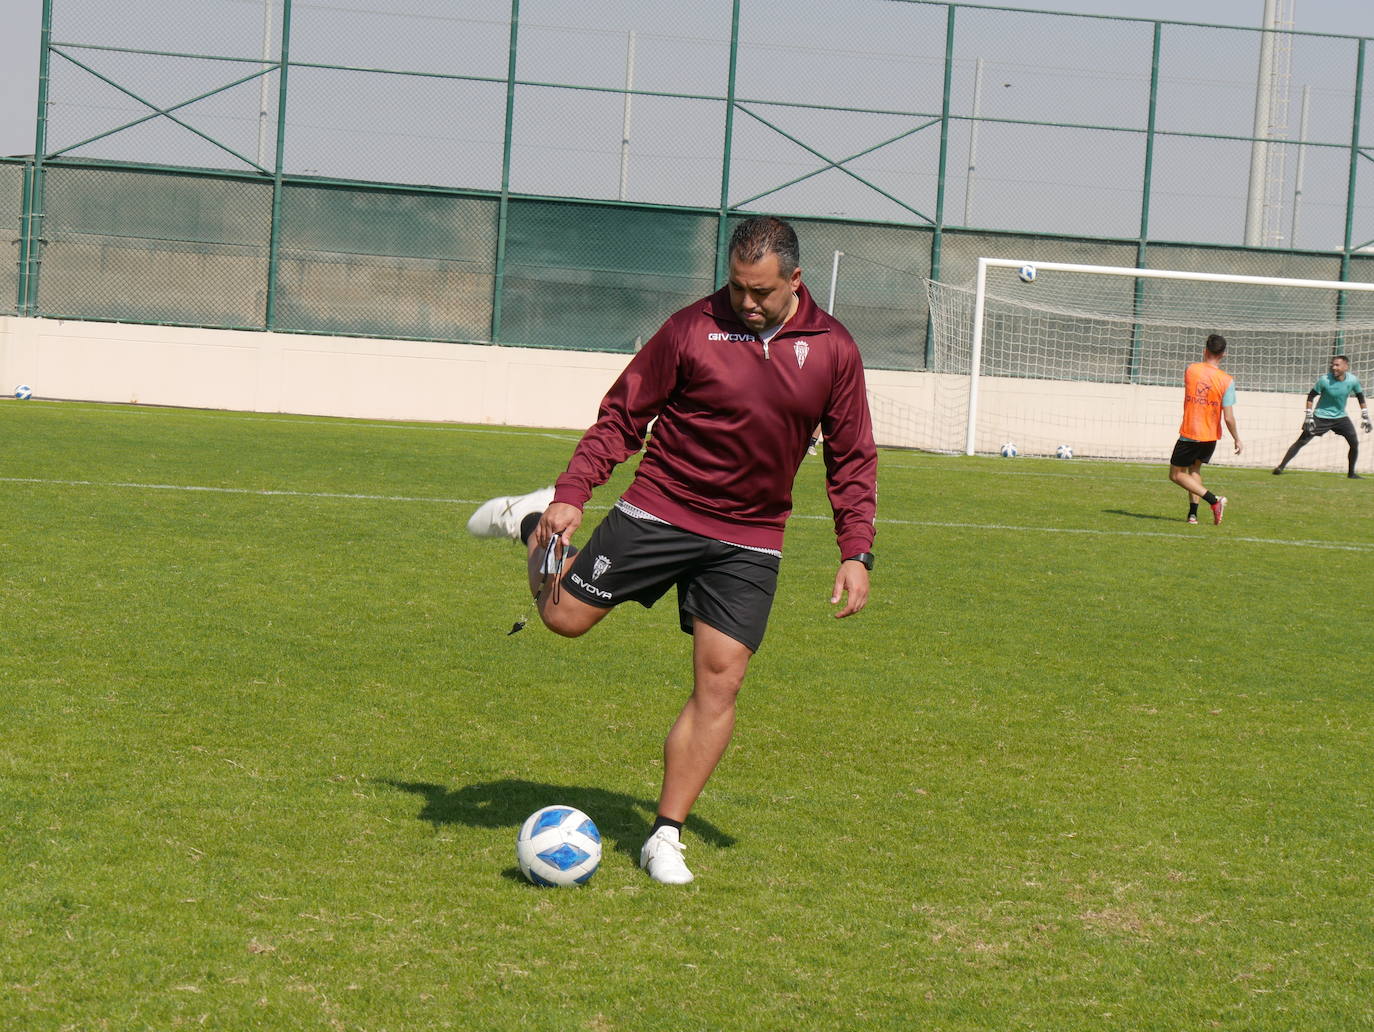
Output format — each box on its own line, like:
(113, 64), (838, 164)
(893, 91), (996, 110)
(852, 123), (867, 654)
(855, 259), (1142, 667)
(714, 0), (742, 288)
(924, 4), (957, 368)
(490, 0), (520, 345)
(20, 0), (55, 316)
(1129, 20), (1163, 383)
(1338, 36), (1366, 327)
(263, 0), (292, 331)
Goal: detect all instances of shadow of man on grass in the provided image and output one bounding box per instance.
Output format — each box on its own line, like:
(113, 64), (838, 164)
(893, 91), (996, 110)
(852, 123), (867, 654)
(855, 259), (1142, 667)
(1102, 508), (1180, 522)
(377, 777), (736, 864)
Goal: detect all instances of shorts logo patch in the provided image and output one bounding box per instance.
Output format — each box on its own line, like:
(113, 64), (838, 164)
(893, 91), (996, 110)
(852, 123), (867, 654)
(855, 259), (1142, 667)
(570, 572), (612, 600)
(793, 341), (809, 369)
(592, 554), (612, 580)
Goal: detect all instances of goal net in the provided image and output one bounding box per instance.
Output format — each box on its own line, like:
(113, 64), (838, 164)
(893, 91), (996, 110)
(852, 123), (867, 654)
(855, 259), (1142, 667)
(925, 258), (1374, 472)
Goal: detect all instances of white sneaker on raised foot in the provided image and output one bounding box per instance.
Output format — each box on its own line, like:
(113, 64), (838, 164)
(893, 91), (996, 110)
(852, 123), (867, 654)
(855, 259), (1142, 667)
(640, 827), (694, 884)
(466, 486), (554, 541)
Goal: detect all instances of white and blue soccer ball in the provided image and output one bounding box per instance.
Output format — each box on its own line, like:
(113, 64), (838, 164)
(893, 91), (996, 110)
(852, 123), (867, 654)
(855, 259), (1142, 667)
(1017, 263), (1037, 284)
(516, 805), (602, 887)
(999, 442), (1019, 458)
(14, 384), (32, 400)
(1055, 443), (1074, 459)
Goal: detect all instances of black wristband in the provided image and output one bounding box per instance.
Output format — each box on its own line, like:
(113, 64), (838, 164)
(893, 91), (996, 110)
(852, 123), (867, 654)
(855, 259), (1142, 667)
(843, 552), (875, 571)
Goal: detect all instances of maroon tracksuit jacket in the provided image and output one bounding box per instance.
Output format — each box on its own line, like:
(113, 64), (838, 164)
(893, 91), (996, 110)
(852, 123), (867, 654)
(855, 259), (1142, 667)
(552, 283), (877, 559)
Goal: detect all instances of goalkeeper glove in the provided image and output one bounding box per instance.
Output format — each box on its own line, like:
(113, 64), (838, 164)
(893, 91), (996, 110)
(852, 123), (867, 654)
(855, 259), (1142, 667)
(1304, 411), (1316, 433)
(1363, 409), (1372, 433)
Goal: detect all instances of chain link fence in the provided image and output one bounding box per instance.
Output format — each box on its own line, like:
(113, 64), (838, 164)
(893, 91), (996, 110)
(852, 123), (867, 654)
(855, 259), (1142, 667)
(37, 165), (271, 327)
(10, 1), (1374, 370)
(274, 185), (497, 342)
(0, 161), (21, 316)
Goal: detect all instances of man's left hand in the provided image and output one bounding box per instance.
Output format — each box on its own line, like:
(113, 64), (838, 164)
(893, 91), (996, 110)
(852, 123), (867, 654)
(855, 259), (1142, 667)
(1362, 409), (1372, 433)
(831, 561), (870, 619)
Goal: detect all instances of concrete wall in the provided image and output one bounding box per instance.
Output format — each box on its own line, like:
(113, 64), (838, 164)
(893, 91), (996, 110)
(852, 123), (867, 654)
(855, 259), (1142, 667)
(0, 316), (625, 432)
(1, 316), (1361, 474)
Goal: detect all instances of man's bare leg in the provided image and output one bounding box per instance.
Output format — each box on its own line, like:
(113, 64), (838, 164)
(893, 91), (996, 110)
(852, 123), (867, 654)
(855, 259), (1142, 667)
(523, 531), (607, 638)
(639, 621), (752, 884)
(658, 621), (751, 821)
(1169, 460), (1209, 498)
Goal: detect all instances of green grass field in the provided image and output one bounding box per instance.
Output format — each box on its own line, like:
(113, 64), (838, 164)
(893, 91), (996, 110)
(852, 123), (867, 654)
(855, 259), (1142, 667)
(3, 399), (1372, 1031)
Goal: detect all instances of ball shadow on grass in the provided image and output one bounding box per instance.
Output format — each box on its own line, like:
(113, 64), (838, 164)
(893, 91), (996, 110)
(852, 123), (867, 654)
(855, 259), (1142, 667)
(377, 776), (736, 865)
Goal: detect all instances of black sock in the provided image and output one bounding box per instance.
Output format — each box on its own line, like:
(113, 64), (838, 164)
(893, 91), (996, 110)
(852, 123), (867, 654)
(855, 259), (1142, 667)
(651, 815), (683, 836)
(519, 511), (541, 545)
(1188, 502), (1199, 517)
(1201, 490), (1218, 505)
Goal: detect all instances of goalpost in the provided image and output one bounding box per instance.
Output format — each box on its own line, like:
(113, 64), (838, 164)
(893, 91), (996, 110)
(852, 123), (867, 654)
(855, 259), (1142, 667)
(926, 257), (1374, 471)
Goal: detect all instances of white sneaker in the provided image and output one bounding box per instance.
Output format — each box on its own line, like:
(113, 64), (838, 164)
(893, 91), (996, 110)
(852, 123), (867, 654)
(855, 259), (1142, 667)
(466, 486), (554, 541)
(639, 827), (694, 884)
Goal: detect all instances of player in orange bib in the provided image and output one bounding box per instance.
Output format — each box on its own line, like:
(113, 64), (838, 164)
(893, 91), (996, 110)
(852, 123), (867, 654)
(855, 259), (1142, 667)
(1169, 334), (1242, 524)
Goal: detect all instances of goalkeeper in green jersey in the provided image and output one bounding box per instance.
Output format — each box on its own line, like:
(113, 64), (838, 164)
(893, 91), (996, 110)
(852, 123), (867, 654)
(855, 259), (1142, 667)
(1273, 355), (1370, 479)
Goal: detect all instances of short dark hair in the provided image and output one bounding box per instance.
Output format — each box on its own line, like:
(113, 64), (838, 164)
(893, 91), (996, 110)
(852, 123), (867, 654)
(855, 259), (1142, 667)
(1333, 354), (1350, 363)
(729, 216), (800, 276)
(1204, 333), (1227, 356)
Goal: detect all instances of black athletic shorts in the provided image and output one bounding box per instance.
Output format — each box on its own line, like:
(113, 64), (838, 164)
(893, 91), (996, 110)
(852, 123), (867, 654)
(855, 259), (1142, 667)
(560, 506), (780, 653)
(1170, 437), (1217, 468)
(1309, 415), (1358, 441)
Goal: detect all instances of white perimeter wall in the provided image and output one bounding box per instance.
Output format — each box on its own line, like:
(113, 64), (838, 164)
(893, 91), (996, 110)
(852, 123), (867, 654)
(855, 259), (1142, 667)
(0, 316), (1359, 474)
(0, 316), (626, 432)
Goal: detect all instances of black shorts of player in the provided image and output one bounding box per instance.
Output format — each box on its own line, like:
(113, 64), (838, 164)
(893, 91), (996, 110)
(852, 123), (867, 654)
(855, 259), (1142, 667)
(1170, 437), (1217, 468)
(1309, 415), (1358, 442)
(559, 506), (780, 654)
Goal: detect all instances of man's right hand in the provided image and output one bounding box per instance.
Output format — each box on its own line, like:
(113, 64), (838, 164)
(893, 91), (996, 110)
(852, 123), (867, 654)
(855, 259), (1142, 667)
(1304, 411), (1316, 433)
(535, 501), (583, 552)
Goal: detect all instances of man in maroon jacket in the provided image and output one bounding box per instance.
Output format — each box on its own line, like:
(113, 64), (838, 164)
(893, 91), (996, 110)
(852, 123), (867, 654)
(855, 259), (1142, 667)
(468, 215), (878, 884)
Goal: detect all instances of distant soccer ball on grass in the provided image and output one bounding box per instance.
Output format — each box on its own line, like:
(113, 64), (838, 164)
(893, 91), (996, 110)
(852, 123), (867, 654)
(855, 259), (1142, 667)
(516, 805), (601, 887)
(14, 384), (32, 400)
(999, 442), (1018, 458)
(1056, 444), (1074, 459)
(1017, 263), (1037, 283)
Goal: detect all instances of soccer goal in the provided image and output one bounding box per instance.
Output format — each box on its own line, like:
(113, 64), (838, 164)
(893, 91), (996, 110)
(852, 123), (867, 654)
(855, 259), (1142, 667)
(926, 258), (1374, 471)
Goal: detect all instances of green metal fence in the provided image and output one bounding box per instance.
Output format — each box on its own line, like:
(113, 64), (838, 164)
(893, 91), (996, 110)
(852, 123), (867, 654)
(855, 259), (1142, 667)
(7, 0), (1374, 371)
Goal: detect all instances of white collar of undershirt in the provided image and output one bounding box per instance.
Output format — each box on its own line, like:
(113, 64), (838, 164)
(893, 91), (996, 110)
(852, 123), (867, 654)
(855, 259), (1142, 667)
(757, 322), (785, 345)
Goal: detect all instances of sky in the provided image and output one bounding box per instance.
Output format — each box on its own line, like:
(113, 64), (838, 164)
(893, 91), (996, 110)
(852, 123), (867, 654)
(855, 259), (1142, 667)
(4, 0), (1374, 250)
(3, 0), (1371, 157)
